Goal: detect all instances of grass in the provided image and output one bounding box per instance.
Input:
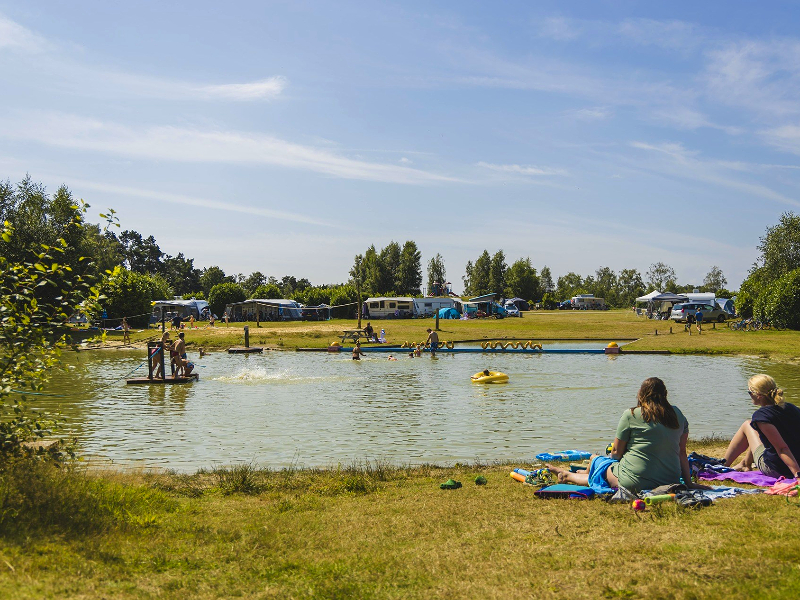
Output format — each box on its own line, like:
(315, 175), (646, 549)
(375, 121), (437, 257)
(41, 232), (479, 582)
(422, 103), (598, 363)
(3, 440), (800, 599)
(104, 309), (800, 360)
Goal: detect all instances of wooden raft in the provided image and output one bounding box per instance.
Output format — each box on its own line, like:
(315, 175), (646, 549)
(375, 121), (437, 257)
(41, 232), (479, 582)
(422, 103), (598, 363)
(126, 341), (200, 385)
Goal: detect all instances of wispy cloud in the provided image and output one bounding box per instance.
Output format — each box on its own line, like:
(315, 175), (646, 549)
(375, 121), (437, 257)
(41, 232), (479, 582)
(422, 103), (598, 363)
(477, 162), (567, 176)
(0, 14), (49, 53)
(0, 111), (461, 185)
(568, 107), (612, 121)
(71, 179), (333, 227)
(0, 13), (285, 102)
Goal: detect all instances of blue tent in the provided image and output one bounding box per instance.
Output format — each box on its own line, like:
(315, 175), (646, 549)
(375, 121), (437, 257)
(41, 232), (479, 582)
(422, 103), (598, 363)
(438, 307), (460, 319)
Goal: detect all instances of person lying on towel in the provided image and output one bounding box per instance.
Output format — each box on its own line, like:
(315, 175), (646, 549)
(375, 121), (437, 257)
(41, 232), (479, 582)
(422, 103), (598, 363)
(723, 374), (800, 481)
(548, 377), (708, 493)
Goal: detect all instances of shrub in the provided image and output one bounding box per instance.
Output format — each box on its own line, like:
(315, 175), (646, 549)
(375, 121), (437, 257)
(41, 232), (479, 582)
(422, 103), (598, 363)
(100, 268), (172, 327)
(754, 267), (800, 329)
(208, 282), (246, 316)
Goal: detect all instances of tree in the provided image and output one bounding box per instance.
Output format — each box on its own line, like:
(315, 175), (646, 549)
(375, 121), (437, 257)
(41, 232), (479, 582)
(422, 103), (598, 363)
(591, 266), (618, 307)
(505, 257), (540, 301)
(617, 268), (645, 308)
(754, 268), (800, 329)
(379, 241), (401, 294)
(251, 283), (282, 299)
(396, 241), (422, 295)
(162, 253), (201, 295)
(470, 250), (491, 296)
(200, 266), (232, 297)
(1, 215), (99, 461)
(646, 262), (676, 292)
(756, 212), (800, 279)
(100, 268), (172, 328)
(556, 272), (584, 300)
(208, 282), (246, 317)
(489, 250), (507, 296)
(243, 271), (267, 295)
(703, 266), (727, 293)
(426, 253), (446, 295)
(118, 230), (163, 274)
(540, 266), (554, 294)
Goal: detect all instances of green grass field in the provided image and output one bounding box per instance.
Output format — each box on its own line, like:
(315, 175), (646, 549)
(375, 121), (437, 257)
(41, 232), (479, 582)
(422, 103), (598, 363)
(109, 309), (800, 360)
(2, 439), (799, 600)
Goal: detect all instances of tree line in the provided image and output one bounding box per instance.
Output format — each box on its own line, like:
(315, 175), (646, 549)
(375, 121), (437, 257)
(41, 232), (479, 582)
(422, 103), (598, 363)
(0, 176), (742, 326)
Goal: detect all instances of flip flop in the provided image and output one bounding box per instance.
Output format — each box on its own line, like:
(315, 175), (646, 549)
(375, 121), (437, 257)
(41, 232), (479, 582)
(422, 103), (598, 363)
(474, 475), (487, 485)
(440, 479), (462, 490)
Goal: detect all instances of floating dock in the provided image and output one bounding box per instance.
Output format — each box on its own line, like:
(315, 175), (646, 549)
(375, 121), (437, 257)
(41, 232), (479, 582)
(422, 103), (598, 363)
(358, 347), (607, 354)
(127, 373), (200, 385)
(228, 346), (263, 354)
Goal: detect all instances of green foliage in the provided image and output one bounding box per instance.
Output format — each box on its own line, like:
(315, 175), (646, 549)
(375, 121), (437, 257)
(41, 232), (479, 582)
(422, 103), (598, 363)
(488, 250), (506, 296)
(251, 283), (282, 300)
(541, 292), (558, 309)
(208, 282), (246, 316)
(646, 262), (676, 292)
(505, 257), (540, 300)
(329, 285), (358, 318)
(757, 212), (800, 279)
(754, 268), (800, 329)
(1, 217), (99, 462)
(426, 253), (447, 294)
(99, 267), (171, 327)
(199, 265), (233, 296)
(182, 291), (205, 300)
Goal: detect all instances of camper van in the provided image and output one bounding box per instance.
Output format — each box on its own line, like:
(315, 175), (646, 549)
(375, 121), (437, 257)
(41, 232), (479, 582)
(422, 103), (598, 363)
(364, 297), (415, 319)
(412, 297), (457, 317)
(570, 295), (607, 310)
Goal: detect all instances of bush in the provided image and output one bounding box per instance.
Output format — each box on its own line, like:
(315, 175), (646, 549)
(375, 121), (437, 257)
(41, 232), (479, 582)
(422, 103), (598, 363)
(208, 282), (246, 316)
(541, 292), (557, 310)
(100, 268), (171, 327)
(754, 267), (800, 329)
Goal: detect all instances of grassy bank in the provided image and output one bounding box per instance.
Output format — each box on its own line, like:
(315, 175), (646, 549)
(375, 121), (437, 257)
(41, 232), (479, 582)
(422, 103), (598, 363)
(104, 310), (800, 359)
(2, 439), (799, 599)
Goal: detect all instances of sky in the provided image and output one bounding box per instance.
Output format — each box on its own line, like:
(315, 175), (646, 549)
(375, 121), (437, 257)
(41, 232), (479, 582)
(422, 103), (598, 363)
(2, 1), (800, 291)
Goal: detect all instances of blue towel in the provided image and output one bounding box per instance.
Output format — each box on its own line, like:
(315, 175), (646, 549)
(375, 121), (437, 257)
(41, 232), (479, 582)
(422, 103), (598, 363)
(588, 456), (618, 494)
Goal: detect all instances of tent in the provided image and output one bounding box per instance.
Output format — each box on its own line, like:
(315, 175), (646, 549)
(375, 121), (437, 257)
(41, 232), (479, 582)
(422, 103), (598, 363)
(505, 297), (530, 311)
(635, 290), (662, 303)
(437, 307), (460, 319)
(650, 293), (689, 302)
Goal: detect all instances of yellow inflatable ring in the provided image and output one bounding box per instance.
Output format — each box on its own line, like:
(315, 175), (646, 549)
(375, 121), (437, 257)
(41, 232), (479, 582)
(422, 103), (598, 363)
(445, 340), (454, 349)
(471, 371), (509, 384)
(481, 341), (490, 349)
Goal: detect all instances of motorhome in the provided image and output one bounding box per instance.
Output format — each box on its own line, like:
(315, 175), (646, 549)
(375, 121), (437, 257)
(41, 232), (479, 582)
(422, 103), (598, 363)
(363, 297), (415, 319)
(412, 297), (456, 317)
(570, 294), (606, 310)
(152, 298), (211, 324)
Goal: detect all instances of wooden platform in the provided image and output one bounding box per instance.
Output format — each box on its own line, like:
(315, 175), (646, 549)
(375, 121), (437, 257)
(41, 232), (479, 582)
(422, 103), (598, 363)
(227, 347), (264, 354)
(127, 373), (200, 385)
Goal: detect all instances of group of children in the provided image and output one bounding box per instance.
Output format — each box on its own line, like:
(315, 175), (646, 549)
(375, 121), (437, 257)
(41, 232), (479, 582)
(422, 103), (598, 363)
(154, 330), (194, 379)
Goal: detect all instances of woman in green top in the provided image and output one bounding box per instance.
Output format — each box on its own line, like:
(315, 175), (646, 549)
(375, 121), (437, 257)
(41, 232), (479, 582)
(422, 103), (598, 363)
(549, 377), (697, 492)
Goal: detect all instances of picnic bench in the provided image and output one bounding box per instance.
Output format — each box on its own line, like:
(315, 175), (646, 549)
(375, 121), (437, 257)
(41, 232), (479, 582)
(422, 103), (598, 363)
(340, 329), (373, 344)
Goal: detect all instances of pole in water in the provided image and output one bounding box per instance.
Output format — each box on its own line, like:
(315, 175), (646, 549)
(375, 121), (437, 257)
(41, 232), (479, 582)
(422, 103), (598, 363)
(244, 325), (250, 348)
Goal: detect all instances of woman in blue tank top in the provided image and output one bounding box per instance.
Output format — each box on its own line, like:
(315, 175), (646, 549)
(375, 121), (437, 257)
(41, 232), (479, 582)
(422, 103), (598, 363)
(724, 374), (800, 479)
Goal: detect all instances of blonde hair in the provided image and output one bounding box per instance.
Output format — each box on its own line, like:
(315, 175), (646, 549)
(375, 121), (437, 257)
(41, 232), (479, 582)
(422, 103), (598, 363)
(748, 374), (785, 407)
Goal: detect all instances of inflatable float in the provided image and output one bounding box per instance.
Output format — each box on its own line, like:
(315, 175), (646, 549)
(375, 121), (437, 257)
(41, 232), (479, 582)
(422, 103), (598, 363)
(470, 370), (509, 384)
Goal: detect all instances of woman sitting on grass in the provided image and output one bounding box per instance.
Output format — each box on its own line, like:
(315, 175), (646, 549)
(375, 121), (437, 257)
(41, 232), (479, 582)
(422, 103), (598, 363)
(724, 374), (800, 480)
(549, 377), (698, 493)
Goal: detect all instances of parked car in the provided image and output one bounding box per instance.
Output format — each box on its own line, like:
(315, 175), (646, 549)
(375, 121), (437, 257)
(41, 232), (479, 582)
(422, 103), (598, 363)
(670, 302), (727, 323)
(503, 302), (521, 317)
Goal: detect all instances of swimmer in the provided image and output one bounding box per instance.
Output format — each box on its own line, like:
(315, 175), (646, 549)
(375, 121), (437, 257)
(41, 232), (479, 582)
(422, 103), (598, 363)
(482, 369), (490, 376)
(414, 344), (422, 357)
(408, 352), (414, 358)
(387, 355), (397, 361)
(199, 347), (205, 358)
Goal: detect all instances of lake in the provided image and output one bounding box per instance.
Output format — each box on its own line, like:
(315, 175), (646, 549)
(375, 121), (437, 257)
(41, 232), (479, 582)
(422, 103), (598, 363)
(39, 344), (800, 472)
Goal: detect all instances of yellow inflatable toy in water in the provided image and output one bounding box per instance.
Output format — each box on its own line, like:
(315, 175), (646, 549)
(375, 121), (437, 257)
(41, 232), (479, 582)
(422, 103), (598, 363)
(471, 370), (509, 384)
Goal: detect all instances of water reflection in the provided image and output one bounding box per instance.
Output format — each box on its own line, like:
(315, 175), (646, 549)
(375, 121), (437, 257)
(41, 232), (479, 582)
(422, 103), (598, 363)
(38, 347), (800, 472)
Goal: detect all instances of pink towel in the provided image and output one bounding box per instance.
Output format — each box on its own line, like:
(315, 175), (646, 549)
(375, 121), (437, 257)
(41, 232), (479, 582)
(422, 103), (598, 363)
(698, 469), (782, 487)
(764, 478), (799, 496)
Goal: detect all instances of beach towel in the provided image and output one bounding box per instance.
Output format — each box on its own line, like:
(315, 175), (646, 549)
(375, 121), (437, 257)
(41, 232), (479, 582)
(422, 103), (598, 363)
(700, 486), (763, 501)
(587, 456), (618, 494)
(534, 484), (595, 499)
(697, 469), (784, 487)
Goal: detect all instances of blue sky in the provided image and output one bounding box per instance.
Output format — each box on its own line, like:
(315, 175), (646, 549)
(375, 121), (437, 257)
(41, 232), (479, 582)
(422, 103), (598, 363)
(2, 1), (800, 291)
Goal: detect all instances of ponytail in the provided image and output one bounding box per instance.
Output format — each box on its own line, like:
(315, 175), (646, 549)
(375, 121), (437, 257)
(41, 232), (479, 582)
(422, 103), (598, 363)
(749, 374), (784, 407)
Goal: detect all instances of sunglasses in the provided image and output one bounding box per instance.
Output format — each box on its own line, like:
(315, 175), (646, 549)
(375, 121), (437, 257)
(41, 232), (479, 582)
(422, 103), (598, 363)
(748, 390), (758, 397)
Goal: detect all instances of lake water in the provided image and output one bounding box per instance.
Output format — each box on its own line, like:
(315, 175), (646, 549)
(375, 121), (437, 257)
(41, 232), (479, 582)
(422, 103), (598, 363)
(38, 344), (800, 472)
